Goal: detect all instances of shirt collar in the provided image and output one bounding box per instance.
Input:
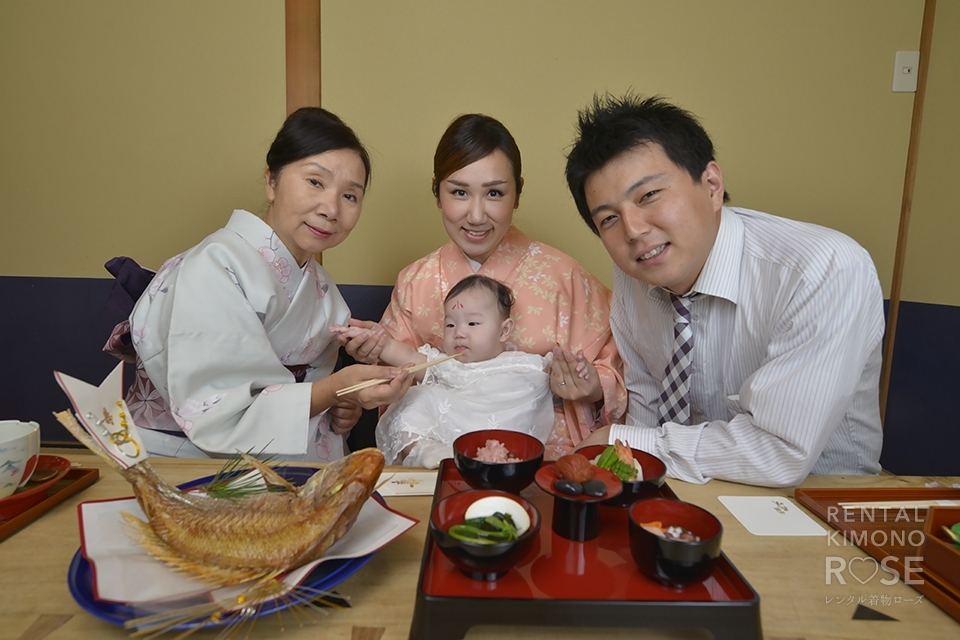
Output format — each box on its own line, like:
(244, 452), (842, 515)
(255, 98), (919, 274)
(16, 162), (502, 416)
(679, 206), (742, 305)
(640, 206), (742, 305)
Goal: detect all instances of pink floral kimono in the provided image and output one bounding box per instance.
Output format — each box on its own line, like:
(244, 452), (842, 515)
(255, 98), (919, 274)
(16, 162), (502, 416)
(380, 226), (626, 459)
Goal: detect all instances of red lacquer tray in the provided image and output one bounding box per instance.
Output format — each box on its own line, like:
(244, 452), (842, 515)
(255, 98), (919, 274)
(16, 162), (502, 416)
(795, 487), (960, 624)
(0, 456), (99, 542)
(410, 460), (761, 640)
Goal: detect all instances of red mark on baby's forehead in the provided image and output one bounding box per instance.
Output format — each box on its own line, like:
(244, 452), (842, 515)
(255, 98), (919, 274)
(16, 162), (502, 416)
(451, 301), (464, 309)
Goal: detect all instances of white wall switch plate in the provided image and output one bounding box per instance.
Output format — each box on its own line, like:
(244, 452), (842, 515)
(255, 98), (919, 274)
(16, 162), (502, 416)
(892, 50), (920, 92)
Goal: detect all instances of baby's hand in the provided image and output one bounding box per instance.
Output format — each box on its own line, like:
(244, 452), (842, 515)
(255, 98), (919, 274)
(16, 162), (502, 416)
(551, 347), (602, 403)
(329, 324), (373, 340)
(336, 319), (388, 364)
(573, 350), (593, 381)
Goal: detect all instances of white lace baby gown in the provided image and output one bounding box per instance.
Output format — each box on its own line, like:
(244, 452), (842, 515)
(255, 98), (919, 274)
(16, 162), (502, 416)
(375, 346), (554, 467)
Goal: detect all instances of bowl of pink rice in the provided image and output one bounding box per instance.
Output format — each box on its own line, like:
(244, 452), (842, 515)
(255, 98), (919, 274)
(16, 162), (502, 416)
(453, 430), (544, 494)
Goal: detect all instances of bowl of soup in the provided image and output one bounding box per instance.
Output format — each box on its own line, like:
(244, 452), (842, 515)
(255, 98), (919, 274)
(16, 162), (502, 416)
(628, 498), (723, 588)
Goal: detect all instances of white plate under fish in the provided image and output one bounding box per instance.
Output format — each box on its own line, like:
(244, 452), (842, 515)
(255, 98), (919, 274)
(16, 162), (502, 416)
(68, 467), (416, 629)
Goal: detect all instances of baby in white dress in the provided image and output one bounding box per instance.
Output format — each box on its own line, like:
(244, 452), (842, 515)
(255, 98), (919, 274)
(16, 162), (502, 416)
(333, 275), (553, 468)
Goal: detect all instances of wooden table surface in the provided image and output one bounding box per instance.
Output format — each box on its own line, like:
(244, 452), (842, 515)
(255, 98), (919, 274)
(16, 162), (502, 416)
(2, 448), (958, 640)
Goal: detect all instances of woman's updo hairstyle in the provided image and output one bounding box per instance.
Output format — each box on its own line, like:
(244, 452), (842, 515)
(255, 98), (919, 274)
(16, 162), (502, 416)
(432, 114), (522, 203)
(266, 107), (371, 188)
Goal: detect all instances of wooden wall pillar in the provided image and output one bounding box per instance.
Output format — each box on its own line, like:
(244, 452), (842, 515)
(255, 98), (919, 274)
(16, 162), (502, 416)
(285, 0), (321, 114)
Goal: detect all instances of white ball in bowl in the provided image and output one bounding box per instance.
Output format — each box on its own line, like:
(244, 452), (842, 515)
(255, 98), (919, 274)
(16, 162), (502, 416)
(464, 495), (532, 536)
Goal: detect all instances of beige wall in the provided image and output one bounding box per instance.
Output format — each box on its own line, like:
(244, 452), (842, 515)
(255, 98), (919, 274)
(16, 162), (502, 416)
(900, 1), (960, 305)
(320, 0), (923, 297)
(0, 0), (285, 277)
(3, 0), (955, 308)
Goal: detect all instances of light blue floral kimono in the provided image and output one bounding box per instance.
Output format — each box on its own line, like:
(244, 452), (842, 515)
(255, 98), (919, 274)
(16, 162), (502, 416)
(129, 210), (350, 460)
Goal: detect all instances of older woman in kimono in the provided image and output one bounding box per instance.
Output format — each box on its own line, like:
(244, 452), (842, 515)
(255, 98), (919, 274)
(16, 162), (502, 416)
(122, 108), (413, 460)
(341, 114), (627, 459)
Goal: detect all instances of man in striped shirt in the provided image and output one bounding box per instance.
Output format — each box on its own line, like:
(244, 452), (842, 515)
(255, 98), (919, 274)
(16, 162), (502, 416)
(564, 94), (883, 487)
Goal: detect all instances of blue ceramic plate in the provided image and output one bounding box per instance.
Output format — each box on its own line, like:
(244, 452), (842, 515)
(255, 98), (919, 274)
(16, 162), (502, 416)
(67, 466), (376, 629)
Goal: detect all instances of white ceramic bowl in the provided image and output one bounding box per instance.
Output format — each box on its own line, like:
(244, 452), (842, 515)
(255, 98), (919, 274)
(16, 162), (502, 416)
(0, 421), (41, 499)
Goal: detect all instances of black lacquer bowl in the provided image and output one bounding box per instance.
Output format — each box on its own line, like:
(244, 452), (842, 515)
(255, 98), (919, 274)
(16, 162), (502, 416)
(429, 489), (541, 581)
(453, 430), (544, 494)
(578, 444), (667, 507)
(628, 498), (723, 588)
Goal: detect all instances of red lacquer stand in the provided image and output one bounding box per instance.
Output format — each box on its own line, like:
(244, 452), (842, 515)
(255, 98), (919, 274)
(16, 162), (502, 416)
(409, 460), (761, 640)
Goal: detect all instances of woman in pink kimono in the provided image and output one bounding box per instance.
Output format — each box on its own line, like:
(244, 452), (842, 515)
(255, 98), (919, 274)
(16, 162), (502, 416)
(342, 114), (626, 459)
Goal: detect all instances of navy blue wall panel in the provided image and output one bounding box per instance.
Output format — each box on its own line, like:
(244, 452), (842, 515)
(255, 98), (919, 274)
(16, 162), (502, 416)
(0, 276), (394, 447)
(336, 284), (394, 452)
(2, 275), (956, 475)
(0, 276), (127, 444)
(881, 301), (960, 475)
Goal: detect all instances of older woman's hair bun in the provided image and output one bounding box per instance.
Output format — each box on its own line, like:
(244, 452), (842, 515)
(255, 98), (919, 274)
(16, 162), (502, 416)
(267, 107), (371, 188)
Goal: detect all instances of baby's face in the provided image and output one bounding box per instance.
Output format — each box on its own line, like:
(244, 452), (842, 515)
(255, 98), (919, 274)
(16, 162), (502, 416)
(442, 288), (508, 363)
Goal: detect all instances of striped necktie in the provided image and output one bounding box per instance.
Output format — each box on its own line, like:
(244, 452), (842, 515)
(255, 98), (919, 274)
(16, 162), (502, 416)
(658, 293), (695, 425)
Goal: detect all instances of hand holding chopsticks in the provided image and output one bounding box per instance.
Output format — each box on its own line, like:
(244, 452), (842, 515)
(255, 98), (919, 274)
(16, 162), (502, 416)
(335, 352), (463, 397)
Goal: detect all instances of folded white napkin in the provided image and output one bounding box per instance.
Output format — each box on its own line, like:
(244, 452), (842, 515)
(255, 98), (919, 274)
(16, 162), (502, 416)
(718, 496), (827, 536)
(375, 471), (439, 496)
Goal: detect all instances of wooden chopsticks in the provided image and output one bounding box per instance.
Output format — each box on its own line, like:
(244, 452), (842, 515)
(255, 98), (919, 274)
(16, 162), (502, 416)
(334, 352), (463, 397)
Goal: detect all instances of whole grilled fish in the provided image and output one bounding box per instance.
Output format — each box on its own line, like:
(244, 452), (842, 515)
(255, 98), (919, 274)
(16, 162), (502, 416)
(54, 410), (384, 585)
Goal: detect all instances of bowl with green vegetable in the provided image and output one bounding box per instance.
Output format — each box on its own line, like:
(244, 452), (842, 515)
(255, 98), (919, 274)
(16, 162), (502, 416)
(429, 489), (541, 581)
(578, 441), (667, 507)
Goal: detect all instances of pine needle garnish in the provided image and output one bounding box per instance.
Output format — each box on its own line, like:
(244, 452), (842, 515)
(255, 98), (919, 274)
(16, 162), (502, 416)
(203, 445), (289, 500)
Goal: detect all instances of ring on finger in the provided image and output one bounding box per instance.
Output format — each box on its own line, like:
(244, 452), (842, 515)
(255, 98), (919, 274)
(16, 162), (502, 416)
(558, 380), (566, 386)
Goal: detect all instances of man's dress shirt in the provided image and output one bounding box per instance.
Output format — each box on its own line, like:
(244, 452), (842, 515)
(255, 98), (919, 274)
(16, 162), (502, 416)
(609, 207), (884, 487)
